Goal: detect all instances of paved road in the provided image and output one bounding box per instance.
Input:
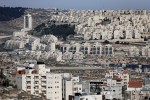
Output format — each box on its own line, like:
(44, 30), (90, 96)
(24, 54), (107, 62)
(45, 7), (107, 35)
(49, 66), (105, 70)
(0, 35), (11, 39)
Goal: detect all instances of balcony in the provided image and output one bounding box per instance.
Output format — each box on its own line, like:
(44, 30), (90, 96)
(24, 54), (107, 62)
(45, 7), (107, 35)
(26, 78), (31, 81)
(34, 78), (39, 81)
(34, 84), (39, 86)
(41, 76), (46, 81)
(41, 79), (46, 81)
(41, 90), (46, 95)
(124, 76), (127, 78)
(26, 80), (31, 84)
(27, 87), (31, 90)
(26, 83), (31, 86)
(41, 86), (46, 90)
(41, 88), (46, 90)
(35, 91), (39, 95)
(132, 91), (136, 95)
(34, 86), (39, 90)
(26, 76), (31, 78)
(139, 91), (144, 95)
(34, 76), (39, 80)
(41, 81), (46, 86)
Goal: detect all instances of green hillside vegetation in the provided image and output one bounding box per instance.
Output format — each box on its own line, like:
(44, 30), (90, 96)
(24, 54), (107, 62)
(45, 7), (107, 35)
(0, 6), (27, 21)
(30, 21), (76, 40)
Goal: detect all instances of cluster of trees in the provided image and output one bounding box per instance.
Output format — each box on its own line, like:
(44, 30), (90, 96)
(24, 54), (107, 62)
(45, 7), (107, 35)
(0, 7), (27, 21)
(0, 69), (10, 87)
(103, 40), (110, 44)
(30, 22), (76, 40)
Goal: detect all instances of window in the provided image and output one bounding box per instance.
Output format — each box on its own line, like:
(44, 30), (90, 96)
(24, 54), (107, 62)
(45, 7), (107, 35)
(27, 86), (31, 89)
(48, 87), (52, 88)
(85, 47), (88, 50)
(34, 76), (39, 79)
(85, 51), (88, 54)
(74, 88), (76, 91)
(64, 47), (66, 50)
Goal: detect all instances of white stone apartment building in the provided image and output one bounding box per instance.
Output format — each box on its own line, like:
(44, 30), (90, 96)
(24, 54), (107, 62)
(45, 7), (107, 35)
(14, 62), (63, 100)
(24, 13), (32, 31)
(106, 78), (123, 87)
(105, 70), (129, 87)
(74, 95), (102, 100)
(60, 42), (114, 58)
(127, 88), (150, 100)
(5, 40), (25, 49)
(101, 86), (122, 100)
(142, 45), (150, 57)
(62, 76), (83, 100)
(11, 62), (83, 100)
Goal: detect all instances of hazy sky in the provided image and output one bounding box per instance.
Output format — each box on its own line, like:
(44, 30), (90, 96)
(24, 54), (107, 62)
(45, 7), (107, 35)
(0, 0), (150, 10)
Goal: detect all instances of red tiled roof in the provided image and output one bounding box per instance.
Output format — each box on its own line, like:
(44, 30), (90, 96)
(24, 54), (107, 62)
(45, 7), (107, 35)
(18, 70), (25, 74)
(12, 70), (26, 75)
(123, 71), (128, 74)
(128, 81), (143, 88)
(32, 69), (37, 74)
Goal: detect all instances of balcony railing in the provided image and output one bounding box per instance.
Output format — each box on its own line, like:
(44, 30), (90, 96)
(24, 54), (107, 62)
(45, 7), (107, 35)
(139, 92), (144, 95)
(34, 87), (39, 90)
(41, 78), (46, 81)
(41, 82), (46, 85)
(41, 88), (46, 90)
(26, 78), (31, 81)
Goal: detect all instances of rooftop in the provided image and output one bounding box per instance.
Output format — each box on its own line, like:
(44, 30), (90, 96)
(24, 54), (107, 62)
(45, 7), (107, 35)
(112, 77), (122, 81)
(128, 81), (143, 88)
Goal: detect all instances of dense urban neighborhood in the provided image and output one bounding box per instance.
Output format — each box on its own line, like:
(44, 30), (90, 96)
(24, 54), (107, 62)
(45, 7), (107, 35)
(0, 7), (150, 100)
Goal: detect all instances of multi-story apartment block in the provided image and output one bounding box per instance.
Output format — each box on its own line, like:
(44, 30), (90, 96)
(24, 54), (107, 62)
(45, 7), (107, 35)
(62, 76), (83, 100)
(127, 88), (150, 100)
(60, 44), (71, 53)
(101, 86), (122, 100)
(102, 44), (113, 56)
(24, 13), (32, 31)
(142, 45), (150, 57)
(10, 62), (83, 100)
(60, 42), (114, 59)
(107, 78), (123, 87)
(74, 95), (102, 100)
(90, 42), (102, 55)
(105, 70), (129, 87)
(144, 75), (150, 87)
(84, 79), (107, 94)
(14, 62), (63, 100)
(80, 42), (91, 55)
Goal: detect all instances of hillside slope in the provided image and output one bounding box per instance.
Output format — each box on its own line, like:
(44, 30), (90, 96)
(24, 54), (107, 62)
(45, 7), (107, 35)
(0, 7), (51, 35)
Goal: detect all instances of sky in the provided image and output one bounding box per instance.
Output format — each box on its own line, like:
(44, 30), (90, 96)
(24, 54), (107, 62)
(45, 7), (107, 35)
(0, 0), (150, 10)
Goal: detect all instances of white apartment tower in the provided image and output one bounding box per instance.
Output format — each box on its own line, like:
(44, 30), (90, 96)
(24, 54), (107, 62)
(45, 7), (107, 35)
(14, 62), (63, 100)
(12, 62), (82, 100)
(24, 13), (32, 31)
